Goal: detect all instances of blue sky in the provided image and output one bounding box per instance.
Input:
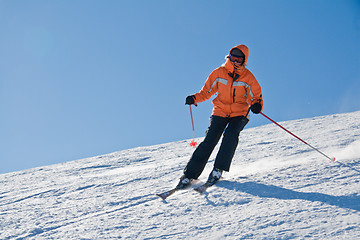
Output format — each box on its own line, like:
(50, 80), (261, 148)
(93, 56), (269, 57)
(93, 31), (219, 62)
(1, 0), (360, 174)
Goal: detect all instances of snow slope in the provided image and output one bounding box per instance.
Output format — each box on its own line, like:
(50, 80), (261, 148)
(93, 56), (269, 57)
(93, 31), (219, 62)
(1, 111), (359, 239)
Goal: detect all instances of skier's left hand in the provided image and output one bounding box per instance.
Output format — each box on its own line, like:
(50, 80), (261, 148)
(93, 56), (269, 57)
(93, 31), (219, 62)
(250, 102), (262, 114)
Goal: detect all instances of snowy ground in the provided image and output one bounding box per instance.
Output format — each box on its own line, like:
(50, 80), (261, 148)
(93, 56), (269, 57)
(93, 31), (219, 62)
(1, 111), (359, 239)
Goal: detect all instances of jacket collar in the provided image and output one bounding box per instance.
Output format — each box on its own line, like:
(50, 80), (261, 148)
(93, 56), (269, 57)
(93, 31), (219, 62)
(224, 59), (246, 76)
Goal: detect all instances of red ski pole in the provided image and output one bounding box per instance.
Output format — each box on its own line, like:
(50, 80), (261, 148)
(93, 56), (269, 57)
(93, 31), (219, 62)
(260, 112), (335, 161)
(189, 105), (198, 147)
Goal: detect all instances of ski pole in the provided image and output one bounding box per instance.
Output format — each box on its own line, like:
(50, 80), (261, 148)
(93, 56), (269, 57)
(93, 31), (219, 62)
(260, 112), (335, 161)
(189, 105), (197, 147)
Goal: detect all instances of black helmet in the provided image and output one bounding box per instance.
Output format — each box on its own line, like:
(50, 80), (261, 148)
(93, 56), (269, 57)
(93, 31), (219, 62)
(230, 48), (245, 58)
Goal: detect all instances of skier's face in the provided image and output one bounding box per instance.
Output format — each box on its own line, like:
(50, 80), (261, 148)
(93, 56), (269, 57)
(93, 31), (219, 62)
(229, 54), (244, 66)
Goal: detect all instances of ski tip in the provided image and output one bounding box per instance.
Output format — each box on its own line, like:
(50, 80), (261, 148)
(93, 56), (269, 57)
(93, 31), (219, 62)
(156, 194), (167, 201)
(156, 188), (177, 200)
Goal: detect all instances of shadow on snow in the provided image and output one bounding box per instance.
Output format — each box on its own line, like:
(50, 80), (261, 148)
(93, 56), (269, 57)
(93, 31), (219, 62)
(220, 181), (360, 212)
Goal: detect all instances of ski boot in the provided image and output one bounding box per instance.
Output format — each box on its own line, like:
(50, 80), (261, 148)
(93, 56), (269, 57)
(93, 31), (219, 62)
(206, 168), (223, 186)
(176, 175), (193, 189)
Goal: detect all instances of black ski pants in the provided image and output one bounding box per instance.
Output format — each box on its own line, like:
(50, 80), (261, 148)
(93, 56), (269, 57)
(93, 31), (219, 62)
(184, 115), (249, 179)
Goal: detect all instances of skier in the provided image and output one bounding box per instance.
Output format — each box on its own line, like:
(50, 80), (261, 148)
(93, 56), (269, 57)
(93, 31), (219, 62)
(177, 44), (263, 189)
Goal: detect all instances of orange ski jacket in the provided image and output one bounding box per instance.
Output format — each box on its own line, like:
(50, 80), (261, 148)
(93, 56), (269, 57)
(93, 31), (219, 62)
(193, 44), (263, 118)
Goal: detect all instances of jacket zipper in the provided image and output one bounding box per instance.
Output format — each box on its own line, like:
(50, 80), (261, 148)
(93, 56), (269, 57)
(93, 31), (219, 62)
(229, 71), (239, 116)
(230, 72), (239, 104)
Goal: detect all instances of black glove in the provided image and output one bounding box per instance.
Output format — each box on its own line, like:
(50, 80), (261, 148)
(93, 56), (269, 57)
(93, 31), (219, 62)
(250, 102), (262, 114)
(185, 95), (195, 105)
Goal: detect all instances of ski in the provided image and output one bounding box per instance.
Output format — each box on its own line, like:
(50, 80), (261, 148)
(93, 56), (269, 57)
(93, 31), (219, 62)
(157, 181), (215, 199)
(194, 182), (212, 193)
(157, 179), (217, 199)
(157, 176), (196, 200)
(156, 188), (178, 200)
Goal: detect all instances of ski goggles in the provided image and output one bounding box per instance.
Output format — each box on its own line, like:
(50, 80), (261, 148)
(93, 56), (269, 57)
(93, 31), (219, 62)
(229, 54), (244, 65)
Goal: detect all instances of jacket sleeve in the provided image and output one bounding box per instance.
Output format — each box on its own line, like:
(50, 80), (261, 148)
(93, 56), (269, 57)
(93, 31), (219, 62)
(193, 70), (218, 104)
(248, 73), (263, 107)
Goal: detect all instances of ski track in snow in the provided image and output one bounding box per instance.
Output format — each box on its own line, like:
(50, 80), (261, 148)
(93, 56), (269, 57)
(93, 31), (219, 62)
(1, 111), (359, 239)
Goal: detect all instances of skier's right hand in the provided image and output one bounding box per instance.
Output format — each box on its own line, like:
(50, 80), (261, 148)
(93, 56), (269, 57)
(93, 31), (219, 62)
(185, 95), (196, 105)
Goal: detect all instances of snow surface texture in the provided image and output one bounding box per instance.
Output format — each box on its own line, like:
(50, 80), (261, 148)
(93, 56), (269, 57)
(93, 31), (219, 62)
(1, 111), (359, 239)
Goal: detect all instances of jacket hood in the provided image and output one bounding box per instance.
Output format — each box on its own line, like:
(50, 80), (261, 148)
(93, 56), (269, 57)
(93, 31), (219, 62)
(229, 44), (249, 65)
(224, 44), (249, 73)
